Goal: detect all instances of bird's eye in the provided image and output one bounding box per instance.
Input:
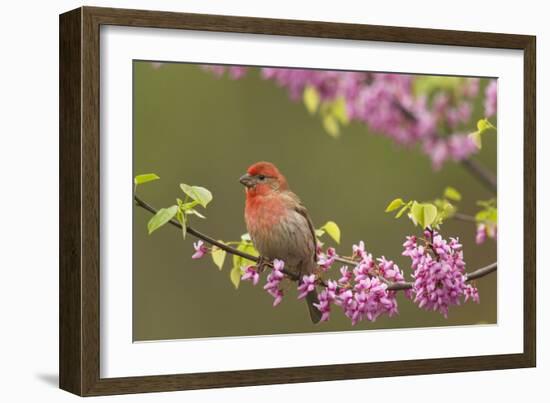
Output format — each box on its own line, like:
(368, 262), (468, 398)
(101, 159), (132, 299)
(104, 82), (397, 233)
(258, 175), (266, 181)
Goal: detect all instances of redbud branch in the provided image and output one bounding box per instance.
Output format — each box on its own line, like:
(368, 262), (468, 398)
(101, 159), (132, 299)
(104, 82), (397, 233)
(460, 159), (497, 193)
(451, 212), (477, 223)
(134, 194), (300, 280)
(134, 194), (496, 291)
(135, 194), (257, 261)
(393, 97), (497, 194)
(334, 256), (359, 266)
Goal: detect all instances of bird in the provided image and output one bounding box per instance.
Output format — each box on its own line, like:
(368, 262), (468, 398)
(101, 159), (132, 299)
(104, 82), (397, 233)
(239, 161), (322, 323)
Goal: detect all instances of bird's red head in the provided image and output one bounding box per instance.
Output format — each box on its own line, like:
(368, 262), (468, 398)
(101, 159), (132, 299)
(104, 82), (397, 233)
(239, 161), (288, 196)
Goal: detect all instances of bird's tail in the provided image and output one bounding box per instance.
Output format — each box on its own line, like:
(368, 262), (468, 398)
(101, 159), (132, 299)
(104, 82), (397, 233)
(306, 291), (322, 324)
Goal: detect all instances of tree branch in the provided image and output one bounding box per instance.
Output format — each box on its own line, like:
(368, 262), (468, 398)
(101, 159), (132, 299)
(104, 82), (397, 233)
(134, 194), (300, 280)
(460, 158), (497, 193)
(134, 194), (496, 291)
(393, 97), (497, 194)
(451, 212), (477, 223)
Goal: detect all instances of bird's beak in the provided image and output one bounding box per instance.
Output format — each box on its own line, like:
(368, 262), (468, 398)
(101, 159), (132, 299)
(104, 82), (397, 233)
(239, 173), (255, 188)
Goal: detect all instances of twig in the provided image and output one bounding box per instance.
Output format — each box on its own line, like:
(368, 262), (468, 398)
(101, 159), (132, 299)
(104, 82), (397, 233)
(451, 212), (477, 223)
(134, 194), (496, 291)
(134, 194), (299, 280)
(393, 96), (497, 194)
(460, 159), (497, 193)
(465, 262), (498, 281)
(386, 262), (497, 291)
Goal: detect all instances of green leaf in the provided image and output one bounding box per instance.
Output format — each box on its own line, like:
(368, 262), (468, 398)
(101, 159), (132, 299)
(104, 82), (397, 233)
(186, 209), (206, 219)
(180, 184), (213, 208)
(321, 221), (341, 244)
(332, 97), (349, 125)
(303, 86), (320, 114)
(240, 233), (252, 242)
(315, 229), (325, 238)
(443, 187), (462, 201)
(134, 173), (160, 186)
(469, 131), (482, 149)
(410, 202), (437, 228)
(147, 205), (178, 235)
(477, 118), (496, 133)
(470, 119), (496, 150)
(385, 198), (406, 212)
(422, 203), (438, 228)
(230, 266), (243, 289)
(176, 208), (187, 239)
(409, 201), (422, 226)
(211, 245), (227, 270)
(231, 241), (259, 288)
(395, 203), (410, 219)
(322, 115), (340, 138)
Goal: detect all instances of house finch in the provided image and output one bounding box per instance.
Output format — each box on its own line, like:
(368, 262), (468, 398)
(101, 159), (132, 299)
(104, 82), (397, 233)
(239, 162), (322, 323)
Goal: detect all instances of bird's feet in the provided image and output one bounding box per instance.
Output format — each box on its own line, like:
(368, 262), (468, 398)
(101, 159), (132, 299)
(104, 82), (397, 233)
(256, 255), (271, 273)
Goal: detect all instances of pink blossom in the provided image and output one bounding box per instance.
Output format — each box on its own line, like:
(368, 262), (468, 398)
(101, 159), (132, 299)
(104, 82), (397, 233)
(297, 274), (317, 299)
(200, 65), (491, 169)
(338, 266), (352, 285)
(484, 80), (497, 117)
(476, 224), (487, 245)
(317, 247), (337, 270)
(241, 265), (260, 285)
(191, 240), (208, 259)
(403, 230), (478, 317)
(264, 259), (286, 306)
(314, 280), (338, 322)
(464, 284), (480, 303)
(352, 241), (367, 261)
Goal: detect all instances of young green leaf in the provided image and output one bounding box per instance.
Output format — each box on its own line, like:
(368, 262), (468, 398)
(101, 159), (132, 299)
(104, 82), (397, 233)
(134, 173), (160, 186)
(410, 202), (437, 228)
(322, 115), (340, 138)
(395, 202), (411, 218)
(147, 205), (178, 235)
(422, 203), (438, 228)
(332, 97), (350, 125)
(180, 184), (213, 208)
(230, 266), (243, 289)
(230, 240), (258, 289)
(409, 201), (422, 226)
(321, 221), (341, 244)
(477, 118), (496, 133)
(186, 209), (206, 219)
(211, 245), (227, 270)
(385, 198), (406, 212)
(469, 131), (482, 149)
(443, 187), (462, 201)
(303, 85), (320, 114)
(176, 208), (187, 239)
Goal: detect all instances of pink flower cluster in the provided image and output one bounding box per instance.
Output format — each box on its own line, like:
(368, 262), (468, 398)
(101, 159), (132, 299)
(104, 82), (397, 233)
(314, 241), (406, 325)
(192, 240), (208, 259)
(241, 265), (260, 285)
(263, 259), (285, 306)
(475, 223), (497, 245)
(402, 231), (479, 317)
(200, 65), (495, 169)
(484, 80), (497, 118)
(317, 246), (337, 271)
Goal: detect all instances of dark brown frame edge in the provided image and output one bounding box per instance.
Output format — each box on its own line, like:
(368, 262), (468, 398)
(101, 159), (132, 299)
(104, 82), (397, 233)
(59, 6), (536, 396)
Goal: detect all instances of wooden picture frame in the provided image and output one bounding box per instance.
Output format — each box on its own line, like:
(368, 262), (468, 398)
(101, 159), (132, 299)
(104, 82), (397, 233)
(59, 6), (536, 396)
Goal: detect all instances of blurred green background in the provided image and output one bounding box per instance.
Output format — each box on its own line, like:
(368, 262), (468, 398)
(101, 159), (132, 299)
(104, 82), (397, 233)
(133, 62), (497, 341)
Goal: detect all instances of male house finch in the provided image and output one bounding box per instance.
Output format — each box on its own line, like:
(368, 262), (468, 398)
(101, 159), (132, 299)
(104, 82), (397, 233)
(239, 162), (322, 323)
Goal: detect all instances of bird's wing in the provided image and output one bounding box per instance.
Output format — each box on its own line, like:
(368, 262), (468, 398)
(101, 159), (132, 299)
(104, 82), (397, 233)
(288, 193), (318, 263)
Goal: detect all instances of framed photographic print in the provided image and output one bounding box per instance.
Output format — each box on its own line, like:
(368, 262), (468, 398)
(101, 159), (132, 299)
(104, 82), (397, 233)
(59, 6), (536, 396)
